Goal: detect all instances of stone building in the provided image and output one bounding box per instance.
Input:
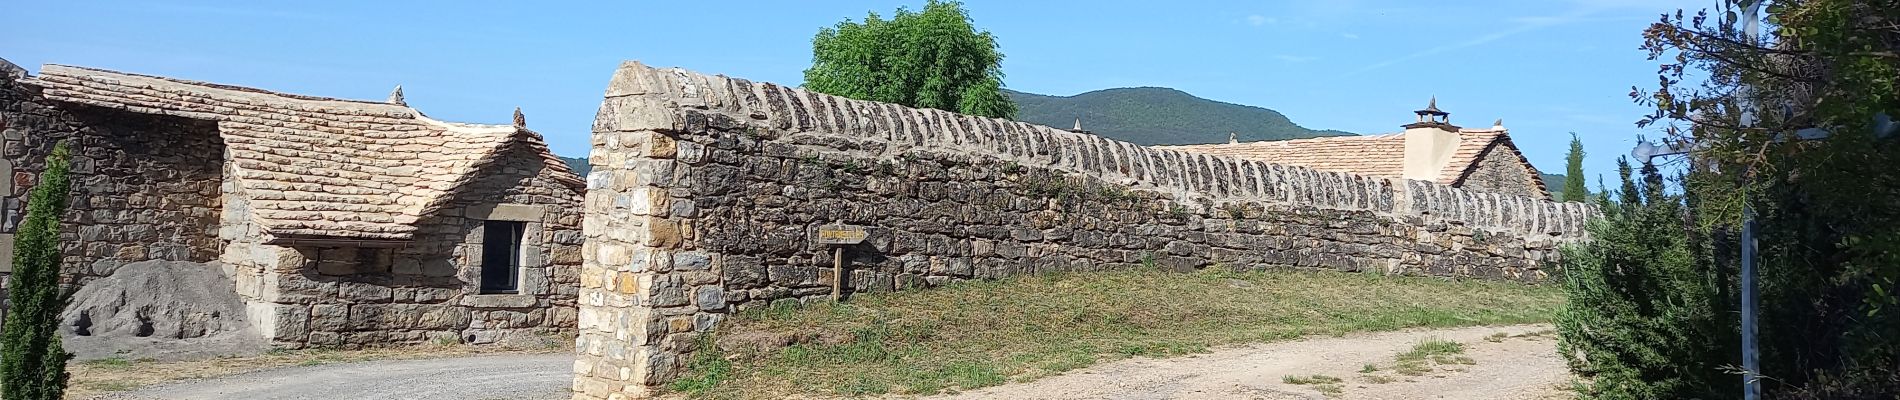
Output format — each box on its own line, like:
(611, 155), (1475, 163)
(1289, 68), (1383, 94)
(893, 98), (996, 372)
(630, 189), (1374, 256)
(1158, 99), (1551, 199)
(0, 58), (585, 348)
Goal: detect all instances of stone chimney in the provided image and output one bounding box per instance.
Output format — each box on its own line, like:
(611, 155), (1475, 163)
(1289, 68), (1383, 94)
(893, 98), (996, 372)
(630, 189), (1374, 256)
(1400, 97), (1462, 181)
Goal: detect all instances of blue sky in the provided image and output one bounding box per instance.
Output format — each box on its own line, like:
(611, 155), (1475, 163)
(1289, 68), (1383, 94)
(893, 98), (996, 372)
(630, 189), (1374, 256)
(0, 0), (1713, 189)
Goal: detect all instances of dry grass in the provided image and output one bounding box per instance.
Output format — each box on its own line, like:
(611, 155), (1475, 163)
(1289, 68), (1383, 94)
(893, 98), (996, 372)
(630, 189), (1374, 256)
(65, 341), (567, 399)
(672, 267), (1565, 399)
(1283, 374), (1343, 385)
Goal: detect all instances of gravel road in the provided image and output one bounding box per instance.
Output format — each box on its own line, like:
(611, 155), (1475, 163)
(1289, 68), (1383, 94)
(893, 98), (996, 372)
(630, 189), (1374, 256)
(930, 324), (1570, 400)
(99, 325), (1567, 400)
(100, 353), (572, 400)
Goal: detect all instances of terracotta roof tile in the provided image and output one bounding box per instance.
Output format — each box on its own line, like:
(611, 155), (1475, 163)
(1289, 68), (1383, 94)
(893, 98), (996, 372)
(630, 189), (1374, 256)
(1157, 134), (1408, 179)
(1160, 128), (1547, 197)
(28, 65), (583, 242)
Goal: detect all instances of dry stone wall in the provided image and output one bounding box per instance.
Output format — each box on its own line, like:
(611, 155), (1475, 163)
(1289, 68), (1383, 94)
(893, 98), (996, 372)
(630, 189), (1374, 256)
(0, 58), (224, 284)
(573, 61), (1597, 399)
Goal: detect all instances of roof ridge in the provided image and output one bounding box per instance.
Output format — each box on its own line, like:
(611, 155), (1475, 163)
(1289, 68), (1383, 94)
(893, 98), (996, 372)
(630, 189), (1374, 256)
(42, 64), (399, 106)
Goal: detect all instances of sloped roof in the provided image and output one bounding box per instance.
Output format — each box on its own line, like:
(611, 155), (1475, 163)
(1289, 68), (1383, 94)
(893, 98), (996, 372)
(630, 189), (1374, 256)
(1158, 128), (1544, 189)
(1444, 130), (1550, 197)
(1157, 134), (1410, 179)
(27, 65), (583, 242)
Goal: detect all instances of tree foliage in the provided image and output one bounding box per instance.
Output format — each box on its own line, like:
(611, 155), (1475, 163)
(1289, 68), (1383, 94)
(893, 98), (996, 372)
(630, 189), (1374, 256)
(1557, 158), (1737, 399)
(1, 142), (75, 400)
(1577, 0), (1900, 397)
(803, 0), (1016, 119)
(1564, 133), (1589, 202)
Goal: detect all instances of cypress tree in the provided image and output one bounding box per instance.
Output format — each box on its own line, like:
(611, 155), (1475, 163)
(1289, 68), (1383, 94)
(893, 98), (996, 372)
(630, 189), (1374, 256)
(1, 141), (76, 400)
(1563, 133), (1587, 202)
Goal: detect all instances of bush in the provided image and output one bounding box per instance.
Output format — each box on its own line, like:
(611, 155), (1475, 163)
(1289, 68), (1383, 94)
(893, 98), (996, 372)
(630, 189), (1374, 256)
(1, 141), (76, 400)
(1555, 158), (1737, 399)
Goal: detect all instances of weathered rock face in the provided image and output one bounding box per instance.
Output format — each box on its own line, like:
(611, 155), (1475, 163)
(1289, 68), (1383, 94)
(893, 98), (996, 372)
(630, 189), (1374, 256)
(573, 61), (1598, 399)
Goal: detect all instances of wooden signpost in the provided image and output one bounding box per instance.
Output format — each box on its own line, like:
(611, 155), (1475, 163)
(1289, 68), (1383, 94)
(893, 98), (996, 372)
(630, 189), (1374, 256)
(816, 222), (867, 301)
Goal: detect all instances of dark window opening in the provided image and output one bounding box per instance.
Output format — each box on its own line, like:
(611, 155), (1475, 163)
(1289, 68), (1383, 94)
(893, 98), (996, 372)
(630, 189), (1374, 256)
(480, 221), (525, 293)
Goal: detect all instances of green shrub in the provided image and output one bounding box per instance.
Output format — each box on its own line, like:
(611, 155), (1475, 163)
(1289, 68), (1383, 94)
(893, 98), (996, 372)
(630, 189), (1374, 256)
(1, 142), (77, 400)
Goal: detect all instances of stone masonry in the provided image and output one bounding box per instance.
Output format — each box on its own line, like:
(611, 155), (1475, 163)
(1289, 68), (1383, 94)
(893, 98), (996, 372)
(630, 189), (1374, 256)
(573, 61), (1597, 399)
(0, 58), (224, 284)
(2, 59), (587, 349)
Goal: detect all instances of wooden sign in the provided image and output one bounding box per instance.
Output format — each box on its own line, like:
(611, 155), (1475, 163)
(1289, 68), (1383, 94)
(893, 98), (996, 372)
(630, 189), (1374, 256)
(815, 224), (868, 245)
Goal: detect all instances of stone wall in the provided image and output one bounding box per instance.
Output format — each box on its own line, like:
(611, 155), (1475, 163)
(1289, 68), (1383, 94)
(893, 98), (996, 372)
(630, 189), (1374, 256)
(0, 58), (224, 284)
(223, 141), (585, 348)
(1456, 141), (1546, 199)
(572, 61), (1598, 399)
(3, 58), (587, 350)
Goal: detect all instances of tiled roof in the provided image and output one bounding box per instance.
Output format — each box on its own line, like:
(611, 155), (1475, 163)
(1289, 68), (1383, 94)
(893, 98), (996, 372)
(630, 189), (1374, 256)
(1159, 128), (1546, 191)
(27, 65), (582, 242)
(1158, 133), (1411, 180)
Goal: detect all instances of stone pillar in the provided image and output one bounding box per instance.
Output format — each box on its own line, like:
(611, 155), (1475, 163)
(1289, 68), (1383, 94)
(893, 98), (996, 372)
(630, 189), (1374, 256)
(573, 61), (691, 400)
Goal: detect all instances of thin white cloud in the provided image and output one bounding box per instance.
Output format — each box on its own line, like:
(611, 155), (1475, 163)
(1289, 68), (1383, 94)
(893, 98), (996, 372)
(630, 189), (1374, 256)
(1245, 15), (1277, 26)
(1344, 7), (1597, 77)
(1275, 55), (1319, 63)
(1341, 33), (1361, 39)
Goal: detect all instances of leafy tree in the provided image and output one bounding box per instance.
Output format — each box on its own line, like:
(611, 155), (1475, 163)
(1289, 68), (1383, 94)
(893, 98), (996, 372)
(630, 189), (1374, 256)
(1556, 157), (1737, 399)
(1563, 133), (1588, 202)
(1, 142), (75, 400)
(1613, 0), (1900, 397)
(803, 0), (1016, 119)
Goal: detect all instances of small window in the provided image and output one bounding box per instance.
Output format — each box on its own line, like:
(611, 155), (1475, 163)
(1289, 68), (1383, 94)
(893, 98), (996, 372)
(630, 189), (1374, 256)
(480, 220), (525, 293)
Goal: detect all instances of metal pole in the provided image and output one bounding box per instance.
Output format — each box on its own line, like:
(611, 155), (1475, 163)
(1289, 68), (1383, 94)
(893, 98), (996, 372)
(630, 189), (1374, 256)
(1735, 1), (1763, 397)
(1741, 202), (1760, 399)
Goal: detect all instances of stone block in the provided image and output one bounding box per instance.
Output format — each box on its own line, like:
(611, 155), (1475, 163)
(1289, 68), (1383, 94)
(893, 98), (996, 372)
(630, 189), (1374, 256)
(309, 304), (349, 332)
(464, 294), (538, 309)
(692, 286), (725, 311)
(338, 282), (393, 303)
(521, 267), (551, 295)
(467, 204), (546, 222)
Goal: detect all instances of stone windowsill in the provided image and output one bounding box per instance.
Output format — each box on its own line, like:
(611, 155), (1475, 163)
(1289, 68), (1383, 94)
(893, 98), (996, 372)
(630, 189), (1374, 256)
(463, 293), (538, 309)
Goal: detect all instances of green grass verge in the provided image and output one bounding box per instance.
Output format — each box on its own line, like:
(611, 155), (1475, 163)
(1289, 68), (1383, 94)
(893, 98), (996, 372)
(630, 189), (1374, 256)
(672, 267), (1563, 399)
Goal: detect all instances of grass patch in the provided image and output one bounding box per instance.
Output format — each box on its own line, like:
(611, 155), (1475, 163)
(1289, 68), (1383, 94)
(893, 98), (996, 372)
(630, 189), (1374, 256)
(1362, 374), (1398, 384)
(1359, 363), (1379, 373)
(1396, 338), (1464, 361)
(1313, 383), (1345, 396)
(1283, 374), (1343, 385)
(1390, 337), (1473, 376)
(677, 267), (1563, 398)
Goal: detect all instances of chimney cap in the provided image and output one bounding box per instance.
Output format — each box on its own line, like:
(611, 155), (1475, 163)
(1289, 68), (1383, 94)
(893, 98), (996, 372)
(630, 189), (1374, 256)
(1415, 96), (1448, 116)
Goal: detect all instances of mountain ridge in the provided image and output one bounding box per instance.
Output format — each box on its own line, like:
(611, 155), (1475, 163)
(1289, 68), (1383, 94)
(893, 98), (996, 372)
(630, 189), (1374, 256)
(1006, 87), (1354, 145)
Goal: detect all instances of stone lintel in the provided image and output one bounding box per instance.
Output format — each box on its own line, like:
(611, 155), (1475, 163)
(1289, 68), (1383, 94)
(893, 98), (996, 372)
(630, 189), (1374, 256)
(467, 204), (546, 222)
(463, 294), (538, 308)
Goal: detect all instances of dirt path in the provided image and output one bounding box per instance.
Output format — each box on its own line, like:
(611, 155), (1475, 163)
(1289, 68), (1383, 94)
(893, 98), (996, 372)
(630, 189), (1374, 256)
(95, 353), (572, 400)
(931, 324), (1571, 400)
(94, 325), (1568, 400)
